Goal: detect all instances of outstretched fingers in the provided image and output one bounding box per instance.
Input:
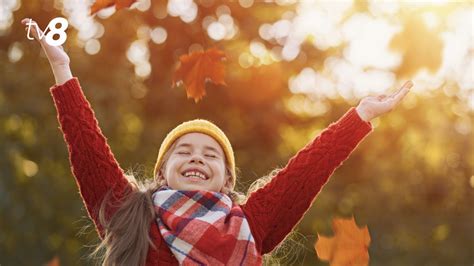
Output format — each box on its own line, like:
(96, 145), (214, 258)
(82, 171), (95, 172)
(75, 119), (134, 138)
(392, 81), (413, 98)
(388, 81), (413, 105)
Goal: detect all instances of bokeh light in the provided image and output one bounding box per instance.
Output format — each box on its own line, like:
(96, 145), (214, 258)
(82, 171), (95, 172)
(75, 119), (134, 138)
(150, 26), (167, 44)
(0, 0), (20, 35)
(167, 0), (198, 23)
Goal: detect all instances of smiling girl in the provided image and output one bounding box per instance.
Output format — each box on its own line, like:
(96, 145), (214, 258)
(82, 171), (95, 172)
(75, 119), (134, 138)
(23, 18), (412, 265)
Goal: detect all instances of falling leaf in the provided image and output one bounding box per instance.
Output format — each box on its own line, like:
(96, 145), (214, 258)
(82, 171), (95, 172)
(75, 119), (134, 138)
(315, 216), (371, 266)
(172, 47), (227, 103)
(45, 256), (60, 266)
(90, 0), (137, 15)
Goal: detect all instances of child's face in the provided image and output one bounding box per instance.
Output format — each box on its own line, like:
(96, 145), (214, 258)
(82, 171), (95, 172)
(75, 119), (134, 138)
(161, 132), (231, 192)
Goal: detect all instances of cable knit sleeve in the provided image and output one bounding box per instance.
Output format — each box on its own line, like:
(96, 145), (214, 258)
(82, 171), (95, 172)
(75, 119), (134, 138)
(50, 77), (131, 239)
(241, 107), (373, 254)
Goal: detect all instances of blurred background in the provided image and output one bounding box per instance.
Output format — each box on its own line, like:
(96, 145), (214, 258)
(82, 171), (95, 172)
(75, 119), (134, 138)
(0, 0), (473, 265)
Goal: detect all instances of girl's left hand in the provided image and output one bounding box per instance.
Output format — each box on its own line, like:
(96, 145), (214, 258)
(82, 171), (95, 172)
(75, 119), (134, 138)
(356, 81), (413, 122)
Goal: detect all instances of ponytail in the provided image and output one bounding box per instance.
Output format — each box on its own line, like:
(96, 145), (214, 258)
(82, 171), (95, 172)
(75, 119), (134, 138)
(90, 176), (158, 266)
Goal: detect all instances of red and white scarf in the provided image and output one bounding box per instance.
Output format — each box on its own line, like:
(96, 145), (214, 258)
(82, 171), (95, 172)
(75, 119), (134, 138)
(152, 186), (261, 265)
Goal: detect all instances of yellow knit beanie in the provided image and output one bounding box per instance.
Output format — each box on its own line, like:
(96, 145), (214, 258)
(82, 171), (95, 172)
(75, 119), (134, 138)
(153, 119), (236, 187)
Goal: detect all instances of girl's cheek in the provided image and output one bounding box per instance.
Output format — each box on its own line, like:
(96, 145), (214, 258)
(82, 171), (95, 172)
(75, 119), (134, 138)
(171, 156), (186, 165)
(210, 161), (226, 173)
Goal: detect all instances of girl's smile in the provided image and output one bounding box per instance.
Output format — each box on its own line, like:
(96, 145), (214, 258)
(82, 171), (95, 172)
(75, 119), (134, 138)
(181, 168), (209, 180)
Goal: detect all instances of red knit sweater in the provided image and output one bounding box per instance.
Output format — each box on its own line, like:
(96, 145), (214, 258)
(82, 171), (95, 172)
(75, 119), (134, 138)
(50, 77), (372, 265)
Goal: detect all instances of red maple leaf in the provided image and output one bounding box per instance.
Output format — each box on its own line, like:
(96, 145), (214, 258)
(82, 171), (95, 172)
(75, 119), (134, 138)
(90, 0), (137, 15)
(172, 47), (227, 103)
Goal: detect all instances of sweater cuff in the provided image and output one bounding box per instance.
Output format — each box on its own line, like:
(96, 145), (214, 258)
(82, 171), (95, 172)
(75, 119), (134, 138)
(337, 107), (373, 139)
(49, 77), (89, 113)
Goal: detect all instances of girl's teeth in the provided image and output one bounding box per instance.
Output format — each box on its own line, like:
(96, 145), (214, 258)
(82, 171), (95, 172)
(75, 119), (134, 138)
(184, 171), (207, 180)
(189, 174), (205, 180)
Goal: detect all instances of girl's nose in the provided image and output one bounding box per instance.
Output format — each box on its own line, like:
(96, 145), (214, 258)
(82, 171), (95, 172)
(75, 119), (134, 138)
(189, 154), (204, 165)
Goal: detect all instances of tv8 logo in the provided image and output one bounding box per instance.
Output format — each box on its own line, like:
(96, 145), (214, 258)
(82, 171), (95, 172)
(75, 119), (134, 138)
(26, 17), (68, 46)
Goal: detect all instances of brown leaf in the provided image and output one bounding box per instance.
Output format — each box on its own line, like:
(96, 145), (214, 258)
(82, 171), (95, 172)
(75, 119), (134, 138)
(116, 0), (137, 10)
(315, 216), (371, 266)
(172, 47), (227, 103)
(90, 0), (137, 15)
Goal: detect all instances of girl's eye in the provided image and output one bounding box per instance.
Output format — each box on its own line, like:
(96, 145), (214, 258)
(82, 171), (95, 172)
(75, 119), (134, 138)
(176, 151), (217, 158)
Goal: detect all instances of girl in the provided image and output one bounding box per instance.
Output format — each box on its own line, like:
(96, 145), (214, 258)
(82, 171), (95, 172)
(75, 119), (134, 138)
(22, 18), (412, 266)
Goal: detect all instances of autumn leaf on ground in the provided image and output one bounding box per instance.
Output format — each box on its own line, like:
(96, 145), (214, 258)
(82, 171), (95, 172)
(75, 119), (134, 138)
(172, 47), (227, 103)
(315, 216), (371, 266)
(90, 0), (137, 15)
(45, 255), (60, 266)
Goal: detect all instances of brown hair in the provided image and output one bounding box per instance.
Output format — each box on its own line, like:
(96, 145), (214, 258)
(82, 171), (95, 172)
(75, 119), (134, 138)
(89, 142), (302, 265)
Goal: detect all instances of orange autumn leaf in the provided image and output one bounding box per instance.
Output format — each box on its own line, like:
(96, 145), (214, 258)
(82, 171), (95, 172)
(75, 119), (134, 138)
(315, 216), (371, 266)
(45, 256), (60, 266)
(172, 47), (227, 103)
(90, 0), (137, 15)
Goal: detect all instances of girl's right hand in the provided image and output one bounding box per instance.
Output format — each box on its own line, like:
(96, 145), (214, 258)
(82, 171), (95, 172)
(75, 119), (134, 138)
(21, 18), (70, 66)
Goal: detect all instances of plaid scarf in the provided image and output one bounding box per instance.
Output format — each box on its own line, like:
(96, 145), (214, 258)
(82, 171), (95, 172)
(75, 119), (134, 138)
(152, 186), (261, 265)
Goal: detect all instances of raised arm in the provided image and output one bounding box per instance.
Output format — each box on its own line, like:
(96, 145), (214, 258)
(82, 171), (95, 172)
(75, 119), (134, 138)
(242, 107), (373, 254)
(50, 78), (131, 239)
(22, 18), (131, 238)
(242, 81), (413, 254)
